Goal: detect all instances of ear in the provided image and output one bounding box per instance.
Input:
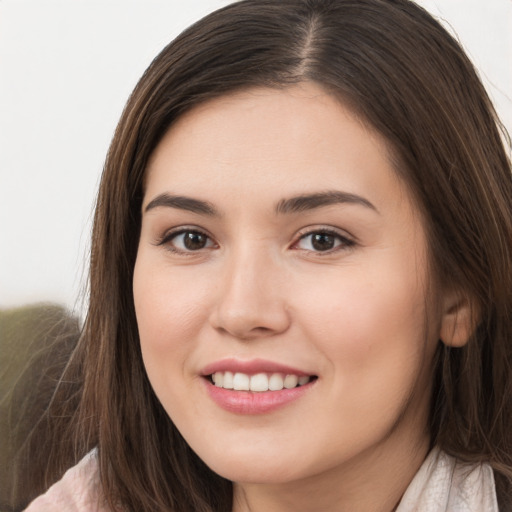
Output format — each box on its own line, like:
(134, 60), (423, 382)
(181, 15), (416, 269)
(439, 290), (478, 347)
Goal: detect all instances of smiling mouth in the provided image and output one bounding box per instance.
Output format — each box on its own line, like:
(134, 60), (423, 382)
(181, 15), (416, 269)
(207, 372), (318, 392)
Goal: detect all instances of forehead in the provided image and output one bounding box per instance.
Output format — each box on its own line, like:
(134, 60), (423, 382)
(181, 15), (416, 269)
(143, 83), (409, 216)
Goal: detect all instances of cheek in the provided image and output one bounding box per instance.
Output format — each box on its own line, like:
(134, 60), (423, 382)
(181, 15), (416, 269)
(304, 268), (425, 341)
(132, 257), (212, 391)
(134, 259), (208, 341)
(297, 257), (431, 393)
(292, 268), (434, 455)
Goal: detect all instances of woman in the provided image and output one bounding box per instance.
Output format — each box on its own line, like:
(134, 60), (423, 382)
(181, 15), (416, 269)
(24, 0), (512, 510)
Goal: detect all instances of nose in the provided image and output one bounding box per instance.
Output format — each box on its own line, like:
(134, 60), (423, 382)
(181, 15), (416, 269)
(209, 247), (291, 340)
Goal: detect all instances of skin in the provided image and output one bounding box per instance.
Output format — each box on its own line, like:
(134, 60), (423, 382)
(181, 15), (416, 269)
(133, 83), (459, 511)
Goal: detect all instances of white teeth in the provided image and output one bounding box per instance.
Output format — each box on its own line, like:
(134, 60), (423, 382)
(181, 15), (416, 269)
(223, 371), (234, 389)
(269, 373), (284, 391)
(298, 375), (310, 386)
(213, 372), (224, 387)
(233, 373), (250, 391)
(284, 374), (299, 389)
(250, 373), (269, 392)
(211, 371), (312, 392)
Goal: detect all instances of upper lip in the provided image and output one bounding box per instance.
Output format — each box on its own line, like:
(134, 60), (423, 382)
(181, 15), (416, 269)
(201, 358), (313, 377)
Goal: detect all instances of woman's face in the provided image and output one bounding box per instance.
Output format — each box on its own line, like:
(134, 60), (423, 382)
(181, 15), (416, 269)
(133, 83), (443, 487)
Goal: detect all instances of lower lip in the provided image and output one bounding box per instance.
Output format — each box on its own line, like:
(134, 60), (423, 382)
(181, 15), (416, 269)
(203, 379), (315, 414)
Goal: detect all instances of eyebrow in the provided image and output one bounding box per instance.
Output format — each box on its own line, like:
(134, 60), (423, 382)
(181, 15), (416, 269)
(144, 190), (378, 217)
(144, 194), (218, 216)
(275, 191), (378, 215)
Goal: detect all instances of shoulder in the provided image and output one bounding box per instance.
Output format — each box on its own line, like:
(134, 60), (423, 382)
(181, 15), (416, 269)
(397, 447), (499, 511)
(24, 450), (110, 512)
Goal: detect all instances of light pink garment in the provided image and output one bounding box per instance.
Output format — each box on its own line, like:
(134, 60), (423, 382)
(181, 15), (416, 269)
(396, 447), (498, 511)
(25, 447), (498, 511)
(23, 451), (109, 512)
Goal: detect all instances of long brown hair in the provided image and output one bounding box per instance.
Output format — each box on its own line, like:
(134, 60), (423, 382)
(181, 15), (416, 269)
(39, 1), (512, 510)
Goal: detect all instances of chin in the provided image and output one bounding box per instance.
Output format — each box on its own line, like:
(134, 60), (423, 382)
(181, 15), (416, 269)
(195, 445), (309, 484)
(208, 461), (302, 485)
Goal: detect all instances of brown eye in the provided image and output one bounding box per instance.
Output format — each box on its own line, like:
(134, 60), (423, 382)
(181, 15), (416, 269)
(162, 229), (215, 252)
(311, 233), (336, 251)
(295, 229), (354, 253)
(183, 231), (209, 250)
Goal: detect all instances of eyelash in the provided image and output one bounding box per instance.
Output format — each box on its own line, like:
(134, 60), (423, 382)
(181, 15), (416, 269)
(156, 227), (356, 255)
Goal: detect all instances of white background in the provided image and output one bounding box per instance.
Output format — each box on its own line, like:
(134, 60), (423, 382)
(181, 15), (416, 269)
(1, 1), (511, 317)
